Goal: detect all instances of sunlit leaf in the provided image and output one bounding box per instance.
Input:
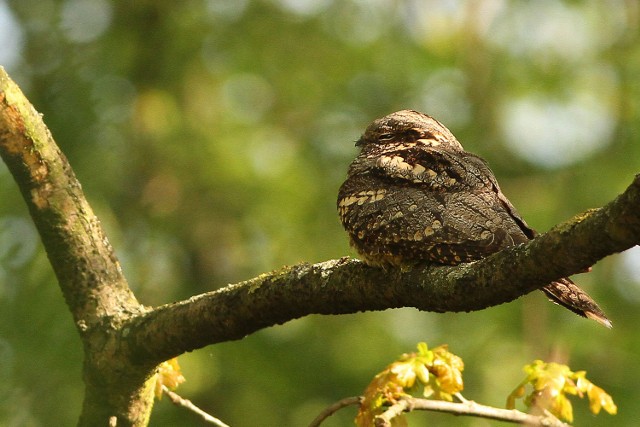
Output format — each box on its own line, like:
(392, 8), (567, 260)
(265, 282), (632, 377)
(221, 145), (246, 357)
(356, 342), (464, 425)
(154, 357), (186, 399)
(587, 384), (618, 415)
(391, 360), (418, 389)
(356, 364), (408, 427)
(508, 359), (616, 422)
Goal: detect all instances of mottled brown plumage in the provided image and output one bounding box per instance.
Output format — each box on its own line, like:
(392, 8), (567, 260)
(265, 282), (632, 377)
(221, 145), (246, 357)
(338, 110), (610, 327)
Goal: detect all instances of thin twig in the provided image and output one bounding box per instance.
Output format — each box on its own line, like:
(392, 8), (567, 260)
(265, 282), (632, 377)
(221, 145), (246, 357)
(375, 399), (410, 427)
(454, 392), (469, 403)
(162, 385), (231, 427)
(374, 397), (570, 427)
(308, 396), (363, 427)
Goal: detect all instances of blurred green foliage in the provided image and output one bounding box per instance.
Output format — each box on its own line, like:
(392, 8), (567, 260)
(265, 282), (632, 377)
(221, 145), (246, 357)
(1, 1), (639, 426)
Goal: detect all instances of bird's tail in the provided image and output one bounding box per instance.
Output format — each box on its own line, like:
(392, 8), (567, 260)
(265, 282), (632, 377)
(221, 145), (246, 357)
(542, 278), (611, 328)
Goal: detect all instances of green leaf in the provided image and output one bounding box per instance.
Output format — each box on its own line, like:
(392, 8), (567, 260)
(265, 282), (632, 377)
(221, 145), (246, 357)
(356, 342), (465, 426)
(508, 360), (617, 422)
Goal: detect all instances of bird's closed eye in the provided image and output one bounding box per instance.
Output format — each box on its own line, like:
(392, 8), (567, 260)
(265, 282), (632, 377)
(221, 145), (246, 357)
(378, 133), (394, 141)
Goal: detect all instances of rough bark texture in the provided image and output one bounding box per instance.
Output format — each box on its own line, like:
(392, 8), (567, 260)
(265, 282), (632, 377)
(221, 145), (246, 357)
(1, 66), (639, 426)
(0, 68), (154, 426)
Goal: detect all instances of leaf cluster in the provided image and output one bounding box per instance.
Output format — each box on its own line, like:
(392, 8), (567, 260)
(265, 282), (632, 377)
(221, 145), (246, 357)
(154, 358), (186, 399)
(356, 342), (464, 426)
(507, 359), (617, 423)
(356, 343), (617, 426)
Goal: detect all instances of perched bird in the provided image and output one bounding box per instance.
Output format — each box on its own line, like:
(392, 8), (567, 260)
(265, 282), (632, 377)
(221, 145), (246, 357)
(337, 110), (610, 327)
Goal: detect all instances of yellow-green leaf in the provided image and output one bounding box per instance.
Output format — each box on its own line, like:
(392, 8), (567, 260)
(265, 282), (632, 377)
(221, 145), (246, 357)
(356, 342), (465, 426)
(508, 360), (616, 422)
(154, 357), (186, 399)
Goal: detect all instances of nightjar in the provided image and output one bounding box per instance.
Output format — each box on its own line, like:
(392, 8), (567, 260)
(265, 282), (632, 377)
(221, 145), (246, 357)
(337, 110), (610, 327)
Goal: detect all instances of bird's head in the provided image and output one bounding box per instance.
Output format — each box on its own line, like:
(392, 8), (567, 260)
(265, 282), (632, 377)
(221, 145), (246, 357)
(355, 110), (464, 152)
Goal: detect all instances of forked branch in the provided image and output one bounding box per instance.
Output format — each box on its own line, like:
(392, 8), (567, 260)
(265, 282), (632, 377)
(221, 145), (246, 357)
(1, 66), (639, 426)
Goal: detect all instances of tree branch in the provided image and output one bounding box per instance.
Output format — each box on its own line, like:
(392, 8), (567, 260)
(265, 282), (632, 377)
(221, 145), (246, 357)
(308, 396), (363, 427)
(1, 66), (638, 426)
(0, 68), (154, 426)
(0, 68), (140, 324)
(161, 386), (230, 427)
(127, 173), (640, 363)
(375, 397), (570, 427)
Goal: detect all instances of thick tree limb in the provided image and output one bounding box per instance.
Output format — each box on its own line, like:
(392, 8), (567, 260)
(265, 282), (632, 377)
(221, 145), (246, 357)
(128, 173), (640, 363)
(0, 68), (154, 426)
(1, 66), (639, 425)
(0, 69), (140, 323)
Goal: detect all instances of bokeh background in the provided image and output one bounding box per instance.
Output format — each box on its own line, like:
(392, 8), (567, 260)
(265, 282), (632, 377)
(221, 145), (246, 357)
(1, 1), (639, 426)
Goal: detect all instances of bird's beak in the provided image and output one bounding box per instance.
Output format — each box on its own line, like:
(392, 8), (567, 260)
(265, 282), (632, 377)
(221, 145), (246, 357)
(355, 137), (365, 147)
